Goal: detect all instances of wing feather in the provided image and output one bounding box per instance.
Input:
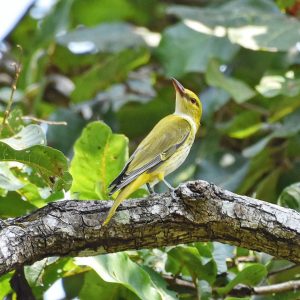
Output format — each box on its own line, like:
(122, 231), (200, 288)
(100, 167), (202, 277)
(109, 115), (191, 195)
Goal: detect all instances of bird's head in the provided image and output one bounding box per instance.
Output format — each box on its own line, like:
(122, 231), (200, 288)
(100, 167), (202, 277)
(172, 78), (202, 127)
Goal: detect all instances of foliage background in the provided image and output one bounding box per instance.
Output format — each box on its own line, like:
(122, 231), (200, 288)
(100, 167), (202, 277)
(0, 0), (300, 299)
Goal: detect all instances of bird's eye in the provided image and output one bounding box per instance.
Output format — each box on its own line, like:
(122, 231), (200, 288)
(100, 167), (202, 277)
(190, 98), (196, 104)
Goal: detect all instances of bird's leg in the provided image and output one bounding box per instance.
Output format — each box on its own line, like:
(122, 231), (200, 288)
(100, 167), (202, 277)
(162, 179), (177, 199)
(146, 183), (155, 195)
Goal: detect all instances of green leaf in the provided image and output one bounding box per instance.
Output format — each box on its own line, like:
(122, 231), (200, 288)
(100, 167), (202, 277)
(255, 168), (282, 202)
(24, 259), (47, 287)
(156, 22), (238, 77)
(167, 0), (300, 51)
(63, 273), (85, 299)
(278, 182), (300, 211)
(70, 121), (128, 199)
(57, 22), (146, 54)
(166, 246), (217, 284)
(217, 264), (267, 295)
(201, 87), (230, 121)
(0, 192), (36, 218)
(0, 108), (24, 138)
(243, 110), (300, 157)
(0, 143), (71, 191)
(206, 60), (256, 103)
(0, 124), (46, 150)
(76, 253), (168, 300)
(71, 47), (150, 102)
(71, 0), (155, 26)
(142, 266), (177, 300)
(79, 270), (139, 300)
(0, 273), (12, 299)
(222, 111), (262, 139)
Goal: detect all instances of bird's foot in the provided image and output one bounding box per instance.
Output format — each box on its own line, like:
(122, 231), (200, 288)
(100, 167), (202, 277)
(146, 183), (157, 195)
(169, 187), (178, 200)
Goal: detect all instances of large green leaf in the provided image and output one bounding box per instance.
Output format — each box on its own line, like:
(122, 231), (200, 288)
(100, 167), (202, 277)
(166, 246), (217, 284)
(0, 143), (71, 191)
(0, 124), (46, 150)
(278, 182), (300, 211)
(156, 22), (238, 77)
(76, 253), (173, 300)
(0, 273), (12, 299)
(206, 60), (256, 103)
(167, 0), (300, 51)
(217, 264), (267, 295)
(70, 121), (128, 199)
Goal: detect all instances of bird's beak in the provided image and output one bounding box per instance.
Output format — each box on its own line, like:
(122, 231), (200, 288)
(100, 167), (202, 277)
(172, 78), (185, 97)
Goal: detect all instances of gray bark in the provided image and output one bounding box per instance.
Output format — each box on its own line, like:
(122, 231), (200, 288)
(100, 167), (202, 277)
(0, 180), (299, 276)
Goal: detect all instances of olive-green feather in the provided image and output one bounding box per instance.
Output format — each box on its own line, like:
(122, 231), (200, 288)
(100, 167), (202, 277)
(109, 116), (191, 194)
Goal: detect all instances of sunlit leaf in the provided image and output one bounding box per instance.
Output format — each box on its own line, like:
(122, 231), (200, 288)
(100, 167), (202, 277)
(167, 0), (300, 51)
(0, 163), (24, 191)
(0, 273), (12, 299)
(70, 121), (128, 199)
(0, 124), (46, 150)
(76, 253), (173, 300)
(0, 143), (71, 191)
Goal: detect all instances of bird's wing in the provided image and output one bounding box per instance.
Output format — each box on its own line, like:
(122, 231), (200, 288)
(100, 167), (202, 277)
(109, 115), (191, 194)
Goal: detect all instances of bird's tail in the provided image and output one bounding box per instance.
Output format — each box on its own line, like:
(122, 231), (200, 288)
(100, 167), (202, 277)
(102, 174), (149, 226)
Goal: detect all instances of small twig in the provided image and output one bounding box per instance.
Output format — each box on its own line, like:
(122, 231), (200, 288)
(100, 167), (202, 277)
(163, 274), (195, 289)
(0, 45), (23, 135)
(254, 280), (300, 295)
(22, 116), (67, 126)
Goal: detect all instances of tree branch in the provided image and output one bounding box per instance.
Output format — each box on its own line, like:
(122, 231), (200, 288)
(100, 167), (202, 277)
(0, 180), (299, 276)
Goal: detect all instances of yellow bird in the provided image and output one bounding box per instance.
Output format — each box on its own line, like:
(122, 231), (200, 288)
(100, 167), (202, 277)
(103, 78), (202, 225)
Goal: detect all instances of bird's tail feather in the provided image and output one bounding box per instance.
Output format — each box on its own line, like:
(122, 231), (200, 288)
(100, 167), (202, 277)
(102, 174), (149, 225)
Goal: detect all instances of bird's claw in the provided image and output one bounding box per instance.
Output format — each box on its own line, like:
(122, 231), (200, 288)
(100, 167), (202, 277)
(170, 188), (177, 200)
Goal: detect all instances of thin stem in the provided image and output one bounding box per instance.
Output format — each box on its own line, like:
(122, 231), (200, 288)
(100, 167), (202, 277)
(0, 45), (23, 135)
(22, 116), (67, 125)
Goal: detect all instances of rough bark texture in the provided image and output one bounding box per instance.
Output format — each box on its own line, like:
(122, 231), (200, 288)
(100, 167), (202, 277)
(0, 180), (299, 276)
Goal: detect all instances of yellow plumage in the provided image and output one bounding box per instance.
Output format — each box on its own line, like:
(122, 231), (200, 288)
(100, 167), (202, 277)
(103, 78), (202, 225)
